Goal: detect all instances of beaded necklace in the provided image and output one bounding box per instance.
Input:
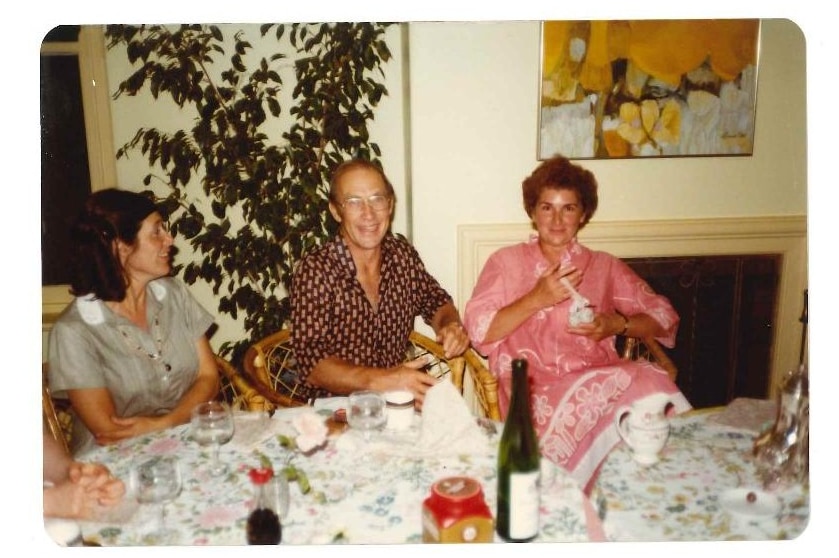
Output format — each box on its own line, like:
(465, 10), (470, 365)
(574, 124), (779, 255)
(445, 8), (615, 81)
(118, 315), (172, 373)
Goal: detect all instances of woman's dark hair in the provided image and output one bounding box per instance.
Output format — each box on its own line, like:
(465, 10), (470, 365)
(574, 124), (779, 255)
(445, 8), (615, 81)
(68, 188), (159, 301)
(328, 159), (395, 203)
(522, 155), (599, 229)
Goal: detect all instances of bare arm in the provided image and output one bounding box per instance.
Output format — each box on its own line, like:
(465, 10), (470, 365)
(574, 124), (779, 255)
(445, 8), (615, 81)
(43, 433), (126, 519)
(487, 261), (662, 344)
(307, 357), (437, 407)
(43, 431), (73, 484)
(66, 387), (120, 444)
(482, 265), (583, 344)
(307, 301), (470, 405)
(151, 335), (220, 425)
(569, 311), (665, 342)
(71, 336), (219, 445)
(429, 301), (470, 358)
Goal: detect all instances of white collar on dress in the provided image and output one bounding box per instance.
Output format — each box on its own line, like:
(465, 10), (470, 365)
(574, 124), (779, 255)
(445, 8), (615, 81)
(76, 280), (169, 325)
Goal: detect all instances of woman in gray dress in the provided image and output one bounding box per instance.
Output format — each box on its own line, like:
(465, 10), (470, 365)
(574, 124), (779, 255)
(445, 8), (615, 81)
(48, 189), (219, 455)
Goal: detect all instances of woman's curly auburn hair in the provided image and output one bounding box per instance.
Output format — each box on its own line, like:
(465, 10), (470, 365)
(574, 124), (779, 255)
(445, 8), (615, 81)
(521, 155), (599, 229)
(68, 188), (158, 301)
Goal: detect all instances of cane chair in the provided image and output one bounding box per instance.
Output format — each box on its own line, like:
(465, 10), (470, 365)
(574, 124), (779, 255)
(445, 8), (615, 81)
(407, 331), (501, 421)
(215, 354), (272, 412)
(42, 363), (73, 454)
(243, 329), (502, 420)
(243, 330), (308, 410)
(621, 336), (679, 382)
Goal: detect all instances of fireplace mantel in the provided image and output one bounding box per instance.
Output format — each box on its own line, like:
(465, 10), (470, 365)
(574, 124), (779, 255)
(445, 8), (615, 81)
(457, 215), (807, 398)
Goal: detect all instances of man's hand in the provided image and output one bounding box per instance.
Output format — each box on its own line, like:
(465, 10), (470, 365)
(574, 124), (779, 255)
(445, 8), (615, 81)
(436, 322), (470, 359)
(371, 358), (439, 409)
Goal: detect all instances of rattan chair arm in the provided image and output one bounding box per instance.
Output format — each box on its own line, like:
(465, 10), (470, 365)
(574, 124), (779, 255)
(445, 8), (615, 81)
(641, 337), (679, 381)
(408, 331), (501, 421)
(43, 383), (70, 454)
(241, 365), (308, 408)
(214, 355), (273, 412)
(621, 336), (679, 382)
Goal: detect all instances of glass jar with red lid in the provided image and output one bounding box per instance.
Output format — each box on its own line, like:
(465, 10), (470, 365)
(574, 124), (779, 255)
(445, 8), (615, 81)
(422, 476), (494, 543)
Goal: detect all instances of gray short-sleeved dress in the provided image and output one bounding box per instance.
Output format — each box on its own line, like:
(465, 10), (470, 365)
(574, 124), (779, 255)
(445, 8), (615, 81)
(48, 277), (214, 455)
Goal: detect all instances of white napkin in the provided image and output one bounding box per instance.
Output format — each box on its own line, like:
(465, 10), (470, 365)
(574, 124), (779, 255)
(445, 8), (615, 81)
(333, 381), (492, 458)
(414, 379), (490, 457)
(230, 411), (286, 451)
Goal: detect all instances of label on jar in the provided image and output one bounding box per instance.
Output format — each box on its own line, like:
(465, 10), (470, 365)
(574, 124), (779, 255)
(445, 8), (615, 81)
(421, 507), (440, 542)
(509, 470), (540, 540)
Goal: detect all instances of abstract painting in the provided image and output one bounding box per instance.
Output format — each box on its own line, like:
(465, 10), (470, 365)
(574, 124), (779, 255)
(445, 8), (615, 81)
(538, 19), (760, 159)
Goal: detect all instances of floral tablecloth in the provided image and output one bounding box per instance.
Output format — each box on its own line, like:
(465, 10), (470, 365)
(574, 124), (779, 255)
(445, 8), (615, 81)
(75, 408), (598, 545)
(594, 408), (810, 541)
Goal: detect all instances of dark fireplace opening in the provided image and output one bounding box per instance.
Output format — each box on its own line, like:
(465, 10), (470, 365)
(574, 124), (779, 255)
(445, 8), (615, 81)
(621, 254), (782, 408)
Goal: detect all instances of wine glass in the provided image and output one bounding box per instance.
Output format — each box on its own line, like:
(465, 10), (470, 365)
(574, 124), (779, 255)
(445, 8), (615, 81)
(131, 455), (183, 544)
(190, 401), (235, 476)
(347, 390), (387, 442)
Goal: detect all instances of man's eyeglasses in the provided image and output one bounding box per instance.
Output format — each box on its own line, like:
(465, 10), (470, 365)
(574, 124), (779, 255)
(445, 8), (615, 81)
(340, 194), (392, 214)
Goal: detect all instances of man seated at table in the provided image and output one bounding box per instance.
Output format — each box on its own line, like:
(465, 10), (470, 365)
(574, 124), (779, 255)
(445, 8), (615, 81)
(290, 158), (469, 408)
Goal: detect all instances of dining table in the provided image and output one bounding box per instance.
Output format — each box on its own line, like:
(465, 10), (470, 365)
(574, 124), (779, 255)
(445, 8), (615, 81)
(592, 401), (811, 542)
(71, 402), (603, 546)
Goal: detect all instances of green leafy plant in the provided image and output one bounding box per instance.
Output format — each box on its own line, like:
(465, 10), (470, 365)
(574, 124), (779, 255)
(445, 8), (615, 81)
(105, 23), (393, 363)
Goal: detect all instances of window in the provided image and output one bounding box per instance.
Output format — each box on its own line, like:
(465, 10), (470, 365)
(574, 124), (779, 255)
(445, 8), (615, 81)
(41, 25), (116, 322)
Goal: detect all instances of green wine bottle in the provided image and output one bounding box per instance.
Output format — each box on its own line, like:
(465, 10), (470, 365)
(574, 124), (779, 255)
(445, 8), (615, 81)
(496, 357), (540, 542)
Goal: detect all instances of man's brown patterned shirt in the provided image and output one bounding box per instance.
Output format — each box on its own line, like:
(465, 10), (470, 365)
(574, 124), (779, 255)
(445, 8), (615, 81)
(289, 234), (452, 401)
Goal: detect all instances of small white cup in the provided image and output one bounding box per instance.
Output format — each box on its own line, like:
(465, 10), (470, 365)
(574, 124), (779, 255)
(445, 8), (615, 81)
(44, 517), (83, 546)
(616, 417), (670, 465)
(384, 390), (415, 431)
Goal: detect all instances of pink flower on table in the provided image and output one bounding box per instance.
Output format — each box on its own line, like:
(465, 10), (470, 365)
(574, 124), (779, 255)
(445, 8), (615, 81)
(148, 437), (182, 454)
(196, 505), (241, 529)
(292, 410), (328, 453)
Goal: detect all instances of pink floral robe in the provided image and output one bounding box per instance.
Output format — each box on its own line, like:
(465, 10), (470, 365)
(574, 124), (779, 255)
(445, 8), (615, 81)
(464, 236), (692, 488)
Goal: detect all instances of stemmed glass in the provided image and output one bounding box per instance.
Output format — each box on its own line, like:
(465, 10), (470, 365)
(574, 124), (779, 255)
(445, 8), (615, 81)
(347, 390), (387, 442)
(190, 401), (235, 476)
(131, 455), (183, 544)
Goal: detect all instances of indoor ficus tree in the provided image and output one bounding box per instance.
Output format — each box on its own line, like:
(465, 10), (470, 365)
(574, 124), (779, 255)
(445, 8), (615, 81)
(105, 23), (393, 363)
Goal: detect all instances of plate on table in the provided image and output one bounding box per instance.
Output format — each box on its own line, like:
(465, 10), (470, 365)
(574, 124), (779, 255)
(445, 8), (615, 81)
(720, 488), (781, 519)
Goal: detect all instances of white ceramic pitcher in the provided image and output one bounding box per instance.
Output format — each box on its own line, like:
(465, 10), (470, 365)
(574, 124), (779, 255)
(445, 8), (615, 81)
(615, 393), (672, 465)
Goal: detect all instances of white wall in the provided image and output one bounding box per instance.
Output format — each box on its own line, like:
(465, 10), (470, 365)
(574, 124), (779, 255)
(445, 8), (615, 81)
(408, 19), (807, 314)
(104, 19), (806, 351)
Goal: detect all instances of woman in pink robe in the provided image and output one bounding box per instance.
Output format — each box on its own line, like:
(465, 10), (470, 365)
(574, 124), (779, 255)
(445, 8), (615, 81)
(463, 155), (691, 490)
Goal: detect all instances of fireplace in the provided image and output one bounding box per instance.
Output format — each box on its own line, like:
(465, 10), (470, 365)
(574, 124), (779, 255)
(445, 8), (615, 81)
(457, 216), (807, 405)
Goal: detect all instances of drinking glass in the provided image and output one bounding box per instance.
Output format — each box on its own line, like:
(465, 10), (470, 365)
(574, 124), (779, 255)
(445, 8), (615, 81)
(190, 401), (235, 476)
(347, 390), (387, 442)
(131, 455), (183, 544)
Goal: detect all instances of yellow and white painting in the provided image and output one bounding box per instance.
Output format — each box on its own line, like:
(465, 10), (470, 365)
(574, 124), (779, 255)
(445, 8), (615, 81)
(538, 19), (760, 159)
